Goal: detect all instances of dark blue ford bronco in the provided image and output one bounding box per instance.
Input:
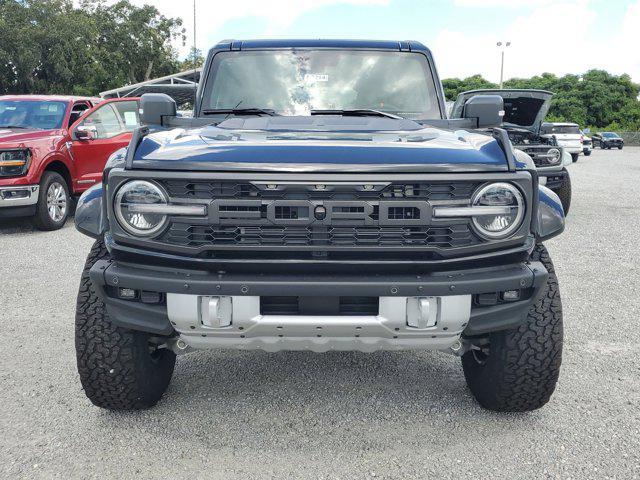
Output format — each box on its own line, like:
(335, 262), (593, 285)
(74, 40), (565, 412)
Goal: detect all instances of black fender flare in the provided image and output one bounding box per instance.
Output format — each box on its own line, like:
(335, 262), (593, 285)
(536, 185), (565, 242)
(75, 182), (106, 239)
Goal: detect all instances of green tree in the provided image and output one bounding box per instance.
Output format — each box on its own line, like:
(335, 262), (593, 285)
(0, 0), (185, 95)
(80, 0), (185, 93)
(180, 47), (205, 72)
(442, 74), (497, 101)
(443, 70), (640, 130)
(0, 0), (96, 94)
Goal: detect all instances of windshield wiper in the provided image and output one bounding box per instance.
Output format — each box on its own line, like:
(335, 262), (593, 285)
(201, 108), (278, 116)
(311, 109), (404, 120)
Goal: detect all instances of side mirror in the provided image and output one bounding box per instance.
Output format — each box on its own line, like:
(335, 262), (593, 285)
(140, 93), (177, 126)
(74, 125), (97, 140)
(463, 95), (504, 128)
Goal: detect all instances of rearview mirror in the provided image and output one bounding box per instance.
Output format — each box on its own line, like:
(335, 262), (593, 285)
(463, 95), (504, 128)
(74, 125), (96, 140)
(140, 93), (177, 126)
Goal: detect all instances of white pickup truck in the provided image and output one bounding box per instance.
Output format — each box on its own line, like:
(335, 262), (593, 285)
(540, 122), (583, 162)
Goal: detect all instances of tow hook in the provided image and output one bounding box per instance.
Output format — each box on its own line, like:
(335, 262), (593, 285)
(450, 338), (471, 356)
(168, 338), (192, 355)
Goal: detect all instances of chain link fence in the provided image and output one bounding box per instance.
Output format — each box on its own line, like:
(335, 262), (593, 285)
(617, 132), (640, 145)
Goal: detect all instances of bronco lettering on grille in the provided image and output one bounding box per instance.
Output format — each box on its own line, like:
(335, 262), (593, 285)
(208, 199), (432, 226)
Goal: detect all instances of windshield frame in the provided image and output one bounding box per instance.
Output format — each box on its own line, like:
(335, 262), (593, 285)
(0, 99), (69, 130)
(541, 124), (581, 135)
(196, 48), (445, 121)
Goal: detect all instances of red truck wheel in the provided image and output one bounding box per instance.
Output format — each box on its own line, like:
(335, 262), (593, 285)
(32, 172), (70, 230)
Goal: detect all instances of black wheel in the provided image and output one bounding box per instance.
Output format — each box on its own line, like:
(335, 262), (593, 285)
(32, 171), (70, 230)
(549, 170), (571, 215)
(570, 153), (579, 162)
(462, 244), (563, 412)
(75, 239), (175, 410)
(601, 142), (606, 149)
(618, 145), (623, 150)
(583, 150), (591, 156)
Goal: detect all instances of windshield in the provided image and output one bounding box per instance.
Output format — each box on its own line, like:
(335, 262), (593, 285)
(602, 132), (619, 138)
(202, 50), (441, 119)
(0, 100), (67, 130)
(542, 125), (580, 134)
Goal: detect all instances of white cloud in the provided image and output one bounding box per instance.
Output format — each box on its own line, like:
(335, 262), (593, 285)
(129, 0), (389, 56)
(105, 0), (640, 82)
(431, 0), (640, 82)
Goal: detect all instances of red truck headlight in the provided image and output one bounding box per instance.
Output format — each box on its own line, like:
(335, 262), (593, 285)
(0, 149), (31, 177)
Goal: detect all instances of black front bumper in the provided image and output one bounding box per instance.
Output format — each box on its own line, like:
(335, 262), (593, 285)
(90, 258), (548, 338)
(539, 169), (568, 190)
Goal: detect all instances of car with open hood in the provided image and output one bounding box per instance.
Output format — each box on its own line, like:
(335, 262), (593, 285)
(452, 89), (573, 213)
(73, 39), (565, 413)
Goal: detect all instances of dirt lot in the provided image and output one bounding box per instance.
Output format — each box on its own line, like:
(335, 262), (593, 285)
(1, 147), (639, 479)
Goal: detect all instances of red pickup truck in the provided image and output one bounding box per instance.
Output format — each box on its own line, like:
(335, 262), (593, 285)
(0, 95), (140, 230)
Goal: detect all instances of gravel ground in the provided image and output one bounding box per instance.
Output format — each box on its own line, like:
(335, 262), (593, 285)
(1, 147), (639, 479)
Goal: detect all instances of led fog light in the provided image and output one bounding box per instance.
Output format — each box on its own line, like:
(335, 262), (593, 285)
(118, 288), (137, 300)
(501, 290), (521, 302)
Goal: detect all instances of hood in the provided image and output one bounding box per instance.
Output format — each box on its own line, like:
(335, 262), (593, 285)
(452, 89), (553, 133)
(0, 127), (57, 143)
(131, 116), (509, 173)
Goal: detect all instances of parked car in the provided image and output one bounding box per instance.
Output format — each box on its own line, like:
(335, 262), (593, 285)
(581, 131), (592, 156)
(540, 122), (583, 162)
(0, 95), (140, 230)
(592, 132), (624, 149)
(74, 39), (565, 413)
(452, 89), (573, 213)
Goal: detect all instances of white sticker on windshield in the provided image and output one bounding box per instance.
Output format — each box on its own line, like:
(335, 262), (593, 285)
(123, 111), (137, 126)
(304, 74), (329, 83)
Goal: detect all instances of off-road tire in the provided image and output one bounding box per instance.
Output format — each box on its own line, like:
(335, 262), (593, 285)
(33, 171), (70, 230)
(618, 145), (623, 150)
(75, 239), (176, 410)
(550, 170), (571, 215)
(583, 150), (591, 156)
(570, 153), (579, 163)
(462, 244), (563, 412)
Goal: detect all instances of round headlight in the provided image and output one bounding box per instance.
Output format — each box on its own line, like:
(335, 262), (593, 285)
(471, 183), (524, 239)
(114, 180), (168, 236)
(547, 148), (561, 164)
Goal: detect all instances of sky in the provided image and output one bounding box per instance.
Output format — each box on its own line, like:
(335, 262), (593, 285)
(128, 0), (640, 82)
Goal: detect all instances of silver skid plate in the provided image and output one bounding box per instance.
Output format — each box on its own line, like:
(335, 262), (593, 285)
(167, 294), (471, 353)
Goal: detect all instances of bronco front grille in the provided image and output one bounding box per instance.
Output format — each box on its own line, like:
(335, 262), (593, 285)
(150, 179), (487, 252)
(515, 146), (560, 168)
(109, 172), (534, 261)
(162, 223), (477, 249)
(162, 180), (477, 201)
(147, 179), (486, 251)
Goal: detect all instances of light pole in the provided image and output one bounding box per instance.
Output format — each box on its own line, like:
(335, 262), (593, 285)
(497, 41), (511, 89)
